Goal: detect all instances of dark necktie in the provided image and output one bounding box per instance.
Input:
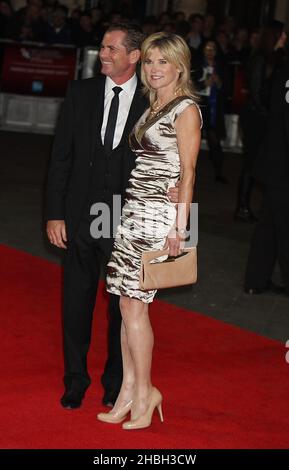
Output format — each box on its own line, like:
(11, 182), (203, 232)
(104, 86), (123, 153)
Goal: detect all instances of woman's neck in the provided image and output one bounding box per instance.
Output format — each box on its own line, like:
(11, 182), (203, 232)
(150, 91), (179, 116)
(155, 90), (177, 106)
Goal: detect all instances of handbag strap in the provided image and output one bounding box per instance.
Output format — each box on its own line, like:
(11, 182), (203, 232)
(142, 248), (194, 263)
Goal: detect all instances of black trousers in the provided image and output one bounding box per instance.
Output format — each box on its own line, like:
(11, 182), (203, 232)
(206, 128), (224, 178)
(244, 186), (289, 293)
(236, 106), (266, 210)
(62, 211), (122, 394)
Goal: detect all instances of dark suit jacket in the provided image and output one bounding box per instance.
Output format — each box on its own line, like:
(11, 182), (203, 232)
(46, 74), (148, 240)
(253, 65), (289, 189)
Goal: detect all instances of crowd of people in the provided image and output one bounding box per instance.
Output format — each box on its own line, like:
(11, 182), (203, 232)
(1, 1), (288, 189)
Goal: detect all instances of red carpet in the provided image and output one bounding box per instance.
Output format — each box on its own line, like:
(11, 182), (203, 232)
(0, 244), (289, 449)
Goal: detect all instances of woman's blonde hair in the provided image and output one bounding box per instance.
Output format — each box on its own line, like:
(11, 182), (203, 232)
(141, 32), (198, 106)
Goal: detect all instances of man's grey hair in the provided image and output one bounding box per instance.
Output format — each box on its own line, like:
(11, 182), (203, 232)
(105, 23), (145, 53)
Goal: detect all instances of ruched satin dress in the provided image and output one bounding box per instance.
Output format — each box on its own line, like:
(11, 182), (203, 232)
(106, 96), (202, 303)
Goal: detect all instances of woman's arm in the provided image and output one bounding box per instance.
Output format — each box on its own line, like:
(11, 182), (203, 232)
(165, 104), (201, 256)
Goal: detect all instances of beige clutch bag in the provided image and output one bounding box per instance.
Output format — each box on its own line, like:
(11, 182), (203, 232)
(139, 247), (197, 291)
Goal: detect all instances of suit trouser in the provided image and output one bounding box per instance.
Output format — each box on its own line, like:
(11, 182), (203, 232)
(244, 186), (289, 293)
(206, 128), (224, 178)
(63, 211), (122, 393)
(236, 106), (266, 210)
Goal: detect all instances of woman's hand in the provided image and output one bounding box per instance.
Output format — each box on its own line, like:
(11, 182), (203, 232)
(205, 76), (213, 88)
(167, 181), (179, 204)
(274, 31), (287, 50)
(163, 228), (185, 257)
(212, 73), (222, 87)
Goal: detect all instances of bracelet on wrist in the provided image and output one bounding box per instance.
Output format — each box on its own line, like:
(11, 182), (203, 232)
(175, 227), (186, 237)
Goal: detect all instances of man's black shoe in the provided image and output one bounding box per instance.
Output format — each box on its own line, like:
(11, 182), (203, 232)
(60, 389), (85, 409)
(102, 390), (119, 408)
(244, 281), (286, 296)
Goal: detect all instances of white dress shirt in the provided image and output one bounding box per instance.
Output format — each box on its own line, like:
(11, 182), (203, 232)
(101, 74), (138, 149)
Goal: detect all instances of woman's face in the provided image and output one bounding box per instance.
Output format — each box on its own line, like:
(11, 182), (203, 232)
(204, 41), (217, 60)
(0, 1), (12, 16)
(143, 47), (180, 95)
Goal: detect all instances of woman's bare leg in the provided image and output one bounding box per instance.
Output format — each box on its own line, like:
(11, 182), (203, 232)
(120, 296), (154, 420)
(109, 320), (135, 414)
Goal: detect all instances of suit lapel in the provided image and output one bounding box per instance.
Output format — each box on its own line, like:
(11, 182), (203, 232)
(90, 75), (105, 156)
(121, 80), (148, 192)
(120, 81), (148, 144)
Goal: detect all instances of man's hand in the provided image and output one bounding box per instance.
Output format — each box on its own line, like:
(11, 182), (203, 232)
(46, 220), (67, 249)
(275, 31), (287, 50)
(167, 181), (179, 203)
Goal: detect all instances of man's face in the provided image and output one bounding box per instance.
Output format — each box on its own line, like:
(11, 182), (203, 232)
(53, 12), (66, 29)
(99, 30), (135, 81)
(80, 15), (92, 31)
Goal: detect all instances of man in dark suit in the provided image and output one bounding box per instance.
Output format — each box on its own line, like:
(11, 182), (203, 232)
(46, 23), (147, 409)
(46, 23), (178, 410)
(244, 62), (289, 297)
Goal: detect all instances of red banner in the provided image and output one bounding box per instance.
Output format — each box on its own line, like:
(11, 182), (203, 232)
(1, 43), (78, 97)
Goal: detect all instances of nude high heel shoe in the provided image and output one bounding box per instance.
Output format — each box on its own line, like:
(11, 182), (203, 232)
(122, 387), (163, 430)
(97, 400), (133, 424)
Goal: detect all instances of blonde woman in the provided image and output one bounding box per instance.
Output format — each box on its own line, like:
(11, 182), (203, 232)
(97, 32), (202, 430)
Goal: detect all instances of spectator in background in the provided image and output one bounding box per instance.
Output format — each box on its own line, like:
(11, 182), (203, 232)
(194, 40), (228, 183)
(142, 16), (157, 36)
(109, 11), (123, 24)
(174, 19), (190, 39)
(172, 11), (185, 23)
(161, 22), (175, 34)
(203, 13), (216, 41)
(18, 22), (34, 41)
(249, 28), (261, 51)
(42, 0), (59, 23)
(45, 5), (72, 44)
(231, 27), (249, 64)
(15, 0), (42, 17)
(97, 11), (125, 39)
(67, 7), (81, 40)
(158, 11), (171, 27)
(215, 29), (234, 64)
(73, 11), (99, 47)
(156, 13), (174, 33)
(187, 13), (204, 51)
(0, 0), (13, 38)
(70, 7), (81, 21)
(90, 6), (103, 29)
(219, 15), (236, 41)
(7, 0), (46, 42)
(244, 60), (289, 297)
(235, 25), (287, 222)
(98, 0), (114, 16)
